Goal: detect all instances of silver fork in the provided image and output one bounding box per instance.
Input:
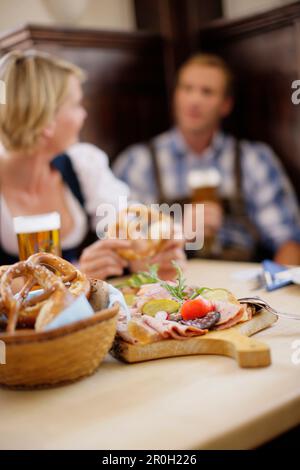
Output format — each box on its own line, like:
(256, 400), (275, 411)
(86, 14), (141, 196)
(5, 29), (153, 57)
(238, 296), (300, 321)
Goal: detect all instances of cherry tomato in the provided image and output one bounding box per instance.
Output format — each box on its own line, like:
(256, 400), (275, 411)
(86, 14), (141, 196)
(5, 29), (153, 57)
(181, 297), (213, 320)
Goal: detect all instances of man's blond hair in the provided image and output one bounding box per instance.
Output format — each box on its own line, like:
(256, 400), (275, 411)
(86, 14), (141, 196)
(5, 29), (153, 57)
(0, 49), (85, 152)
(176, 53), (234, 96)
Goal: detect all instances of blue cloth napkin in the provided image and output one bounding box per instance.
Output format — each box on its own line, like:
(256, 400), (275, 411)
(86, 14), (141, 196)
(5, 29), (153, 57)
(24, 284), (130, 330)
(262, 259), (291, 291)
(107, 284), (131, 321)
(45, 293), (94, 331)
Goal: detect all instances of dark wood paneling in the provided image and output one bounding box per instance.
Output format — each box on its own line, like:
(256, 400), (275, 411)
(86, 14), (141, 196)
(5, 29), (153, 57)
(134, 0), (222, 107)
(135, 0), (222, 35)
(0, 24), (169, 160)
(199, 2), (300, 198)
(199, 1), (300, 42)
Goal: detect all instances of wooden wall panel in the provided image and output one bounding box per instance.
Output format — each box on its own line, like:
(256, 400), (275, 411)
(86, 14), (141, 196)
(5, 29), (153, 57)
(198, 2), (300, 197)
(0, 24), (169, 160)
(134, 0), (222, 107)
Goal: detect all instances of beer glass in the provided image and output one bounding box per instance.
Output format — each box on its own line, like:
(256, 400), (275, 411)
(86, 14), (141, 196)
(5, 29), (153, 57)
(187, 168), (221, 256)
(13, 212), (61, 261)
(187, 168), (221, 204)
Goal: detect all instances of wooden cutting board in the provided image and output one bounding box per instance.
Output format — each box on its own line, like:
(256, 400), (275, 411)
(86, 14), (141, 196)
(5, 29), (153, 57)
(111, 310), (277, 368)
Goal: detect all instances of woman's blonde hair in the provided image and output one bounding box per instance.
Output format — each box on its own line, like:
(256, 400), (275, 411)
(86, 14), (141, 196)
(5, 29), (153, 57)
(0, 49), (85, 152)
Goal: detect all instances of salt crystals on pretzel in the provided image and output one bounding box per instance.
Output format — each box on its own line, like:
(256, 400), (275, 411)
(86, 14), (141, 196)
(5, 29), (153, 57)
(28, 252), (90, 297)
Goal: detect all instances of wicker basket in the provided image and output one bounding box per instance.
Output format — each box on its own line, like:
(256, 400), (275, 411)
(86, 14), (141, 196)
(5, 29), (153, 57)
(0, 280), (119, 388)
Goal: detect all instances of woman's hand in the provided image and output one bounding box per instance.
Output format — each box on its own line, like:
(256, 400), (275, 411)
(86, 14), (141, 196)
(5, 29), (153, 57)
(79, 239), (131, 280)
(129, 238), (186, 280)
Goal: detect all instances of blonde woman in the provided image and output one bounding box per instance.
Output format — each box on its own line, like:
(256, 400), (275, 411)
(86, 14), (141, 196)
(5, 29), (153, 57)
(0, 50), (185, 279)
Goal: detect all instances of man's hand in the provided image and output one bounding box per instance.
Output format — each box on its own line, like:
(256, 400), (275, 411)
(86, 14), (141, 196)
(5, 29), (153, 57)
(274, 240), (300, 265)
(203, 201), (223, 237)
(184, 202), (223, 240)
(79, 239), (130, 279)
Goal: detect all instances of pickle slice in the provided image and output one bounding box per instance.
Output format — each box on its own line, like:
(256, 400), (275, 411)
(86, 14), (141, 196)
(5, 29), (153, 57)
(123, 293), (136, 307)
(142, 299), (180, 317)
(201, 288), (238, 304)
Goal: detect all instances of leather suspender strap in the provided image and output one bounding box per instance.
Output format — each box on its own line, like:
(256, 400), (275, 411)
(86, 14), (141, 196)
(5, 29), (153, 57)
(148, 140), (189, 207)
(231, 139), (260, 245)
(148, 140), (165, 205)
(231, 139), (246, 217)
(234, 139), (242, 192)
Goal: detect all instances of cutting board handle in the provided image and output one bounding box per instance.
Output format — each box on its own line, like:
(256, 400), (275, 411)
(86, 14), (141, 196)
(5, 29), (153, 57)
(207, 329), (271, 367)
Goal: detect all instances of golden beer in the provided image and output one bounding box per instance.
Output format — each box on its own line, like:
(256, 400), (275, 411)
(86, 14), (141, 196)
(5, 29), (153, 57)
(187, 168), (221, 256)
(187, 168), (221, 204)
(13, 212), (61, 261)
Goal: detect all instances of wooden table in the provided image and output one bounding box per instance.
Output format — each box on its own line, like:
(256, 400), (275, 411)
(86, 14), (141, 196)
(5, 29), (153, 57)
(1, 260), (300, 450)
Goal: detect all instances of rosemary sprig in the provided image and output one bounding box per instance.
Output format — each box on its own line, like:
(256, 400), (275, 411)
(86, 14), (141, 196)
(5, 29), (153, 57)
(189, 287), (210, 300)
(138, 261), (187, 302)
(115, 264), (160, 289)
(117, 262), (187, 302)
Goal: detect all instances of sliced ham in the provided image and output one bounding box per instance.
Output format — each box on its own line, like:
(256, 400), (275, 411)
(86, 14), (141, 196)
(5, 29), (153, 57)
(118, 313), (207, 344)
(116, 323), (139, 344)
(213, 300), (241, 325)
(214, 304), (253, 330)
(117, 317), (162, 344)
(154, 311), (169, 321)
(136, 283), (173, 298)
(116, 310), (138, 343)
(141, 315), (208, 341)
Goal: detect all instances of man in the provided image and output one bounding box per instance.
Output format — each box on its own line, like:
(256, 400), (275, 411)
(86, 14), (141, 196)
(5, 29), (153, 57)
(113, 54), (300, 264)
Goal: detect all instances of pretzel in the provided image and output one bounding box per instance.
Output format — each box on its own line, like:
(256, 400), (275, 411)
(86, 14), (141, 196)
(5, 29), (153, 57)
(16, 285), (59, 329)
(0, 261), (74, 332)
(0, 267), (7, 329)
(0, 265), (10, 315)
(107, 205), (173, 260)
(27, 252), (90, 298)
(0, 264), (42, 329)
(0, 265), (9, 278)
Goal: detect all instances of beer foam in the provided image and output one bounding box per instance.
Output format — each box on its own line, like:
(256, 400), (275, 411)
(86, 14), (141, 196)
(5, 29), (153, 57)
(13, 212), (61, 234)
(187, 168), (221, 189)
